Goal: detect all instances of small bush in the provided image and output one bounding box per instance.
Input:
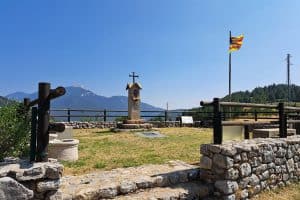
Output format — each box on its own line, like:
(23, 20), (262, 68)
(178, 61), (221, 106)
(0, 103), (30, 160)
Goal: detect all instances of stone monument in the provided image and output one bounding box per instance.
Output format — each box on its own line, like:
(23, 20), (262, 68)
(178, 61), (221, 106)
(117, 72), (152, 130)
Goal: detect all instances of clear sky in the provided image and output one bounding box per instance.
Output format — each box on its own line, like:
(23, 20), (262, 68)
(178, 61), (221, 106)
(1, 0), (300, 109)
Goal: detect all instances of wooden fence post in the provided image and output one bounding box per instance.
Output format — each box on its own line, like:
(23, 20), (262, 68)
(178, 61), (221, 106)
(36, 82), (50, 162)
(213, 98), (222, 144)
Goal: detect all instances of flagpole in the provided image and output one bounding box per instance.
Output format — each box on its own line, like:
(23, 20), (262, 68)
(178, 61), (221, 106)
(229, 31), (232, 102)
(229, 31), (232, 119)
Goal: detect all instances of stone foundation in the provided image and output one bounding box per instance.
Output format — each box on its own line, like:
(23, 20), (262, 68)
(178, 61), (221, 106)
(200, 135), (300, 199)
(0, 158), (63, 200)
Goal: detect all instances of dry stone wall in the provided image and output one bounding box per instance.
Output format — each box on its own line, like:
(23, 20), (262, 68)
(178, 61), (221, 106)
(0, 158), (63, 200)
(63, 121), (182, 129)
(200, 135), (300, 199)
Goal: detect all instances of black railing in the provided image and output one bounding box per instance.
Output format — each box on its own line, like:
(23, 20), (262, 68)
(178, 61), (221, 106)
(201, 98), (300, 144)
(50, 107), (282, 124)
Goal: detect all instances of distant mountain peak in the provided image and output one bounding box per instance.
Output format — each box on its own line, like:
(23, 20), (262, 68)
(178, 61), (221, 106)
(5, 86), (162, 111)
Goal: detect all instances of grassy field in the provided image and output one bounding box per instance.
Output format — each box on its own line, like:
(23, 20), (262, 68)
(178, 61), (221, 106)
(62, 127), (300, 200)
(62, 127), (213, 175)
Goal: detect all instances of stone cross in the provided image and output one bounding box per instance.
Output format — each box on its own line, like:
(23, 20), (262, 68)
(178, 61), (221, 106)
(129, 72), (139, 83)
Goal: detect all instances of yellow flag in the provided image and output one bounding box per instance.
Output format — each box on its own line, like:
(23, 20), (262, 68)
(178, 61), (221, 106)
(229, 34), (244, 52)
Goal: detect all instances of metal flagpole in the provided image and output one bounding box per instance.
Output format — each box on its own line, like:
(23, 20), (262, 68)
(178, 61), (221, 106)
(229, 31), (232, 102)
(229, 31), (232, 118)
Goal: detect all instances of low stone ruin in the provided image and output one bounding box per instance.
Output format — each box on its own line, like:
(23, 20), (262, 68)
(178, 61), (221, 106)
(199, 135), (300, 199)
(0, 158), (63, 200)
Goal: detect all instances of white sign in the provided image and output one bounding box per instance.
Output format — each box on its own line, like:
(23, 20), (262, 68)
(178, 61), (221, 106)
(181, 116), (193, 124)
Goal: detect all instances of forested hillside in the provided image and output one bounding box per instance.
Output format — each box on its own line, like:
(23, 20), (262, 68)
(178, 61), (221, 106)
(222, 84), (299, 103)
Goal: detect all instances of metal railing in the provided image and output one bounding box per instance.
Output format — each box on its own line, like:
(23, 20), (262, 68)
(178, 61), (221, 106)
(200, 98), (300, 144)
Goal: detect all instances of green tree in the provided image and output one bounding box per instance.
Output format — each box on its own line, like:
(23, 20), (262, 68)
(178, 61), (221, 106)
(0, 103), (30, 160)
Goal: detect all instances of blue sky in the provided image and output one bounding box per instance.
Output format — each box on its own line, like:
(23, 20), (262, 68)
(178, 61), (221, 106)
(1, 1), (300, 109)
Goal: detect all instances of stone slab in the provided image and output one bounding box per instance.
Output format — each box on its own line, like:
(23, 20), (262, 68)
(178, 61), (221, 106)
(60, 160), (199, 199)
(135, 131), (166, 138)
(114, 181), (209, 200)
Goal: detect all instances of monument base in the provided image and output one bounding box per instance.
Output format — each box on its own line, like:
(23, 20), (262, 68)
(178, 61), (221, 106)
(113, 119), (153, 132)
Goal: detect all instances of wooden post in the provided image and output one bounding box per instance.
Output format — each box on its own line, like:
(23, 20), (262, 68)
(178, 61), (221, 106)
(244, 125), (250, 139)
(67, 108), (71, 122)
(23, 98), (30, 108)
(278, 102), (287, 138)
(30, 107), (38, 162)
(104, 109), (107, 122)
(254, 110), (258, 121)
(213, 98), (222, 144)
(36, 82), (50, 162)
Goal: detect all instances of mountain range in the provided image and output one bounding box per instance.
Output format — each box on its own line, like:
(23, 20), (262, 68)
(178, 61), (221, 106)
(5, 86), (162, 111)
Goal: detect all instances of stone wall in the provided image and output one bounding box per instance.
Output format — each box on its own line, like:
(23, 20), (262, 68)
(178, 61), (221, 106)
(62, 121), (185, 129)
(63, 121), (117, 129)
(200, 136), (300, 199)
(0, 158), (63, 200)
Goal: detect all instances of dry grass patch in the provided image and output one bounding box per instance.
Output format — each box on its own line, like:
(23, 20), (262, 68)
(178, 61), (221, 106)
(62, 127), (212, 175)
(254, 183), (300, 200)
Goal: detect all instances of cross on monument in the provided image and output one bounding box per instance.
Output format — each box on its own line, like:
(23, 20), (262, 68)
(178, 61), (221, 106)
(129, 72), (139, 83)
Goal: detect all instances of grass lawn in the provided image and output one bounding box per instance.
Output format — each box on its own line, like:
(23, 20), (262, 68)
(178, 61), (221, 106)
(62, 127), (300, 200)
(62, 127), (213, 175)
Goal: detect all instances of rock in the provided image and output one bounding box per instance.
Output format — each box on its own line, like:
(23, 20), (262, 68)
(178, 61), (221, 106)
(240, 189), (248, 199)
(287, 159), (295, 173)
(221, 146), (237, 157)
(98, 185), (118, 198)
(225, 168), (239, 180)
(0, 177), (34, 200)
(261, 170), (270, 180)
(223, 194), (236, 200)
(36, 179), (61, 192)
(213, 154), (234, 169)
(45, 190), (63, 200)
(200, 156), (212, 170)
(45, 163), (64, 179)
(262, 151), (273, 163)
(16, 165), (45, 181)
(209, 145), (222, 154)
(248, 174), (260, 186)
(119, 181), (137, 194)
(239, 163), (251, 177)
(214, 180), (238, 195)
(282, 173), (289, 181)
(241, 152), (248, 162)
(233, 154), (241, 163)
(135, 176), (154, 189)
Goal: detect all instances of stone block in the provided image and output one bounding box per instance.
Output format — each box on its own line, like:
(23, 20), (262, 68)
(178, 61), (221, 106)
(214, 180), (238, 195)
(213, 154), (234, 169)
(37, 179), (61, 192)
(225, 168), (239, 180)
(200, 156), (212, 170)
(239, 163), (251, 177)
(0, 177), (34, 200)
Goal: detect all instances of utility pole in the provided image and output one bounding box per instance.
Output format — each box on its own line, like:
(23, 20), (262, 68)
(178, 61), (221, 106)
(286, 54), (291, 103)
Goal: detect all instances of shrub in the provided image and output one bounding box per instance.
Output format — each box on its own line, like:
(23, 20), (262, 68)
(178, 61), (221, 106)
(0, 103), (30, 160)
